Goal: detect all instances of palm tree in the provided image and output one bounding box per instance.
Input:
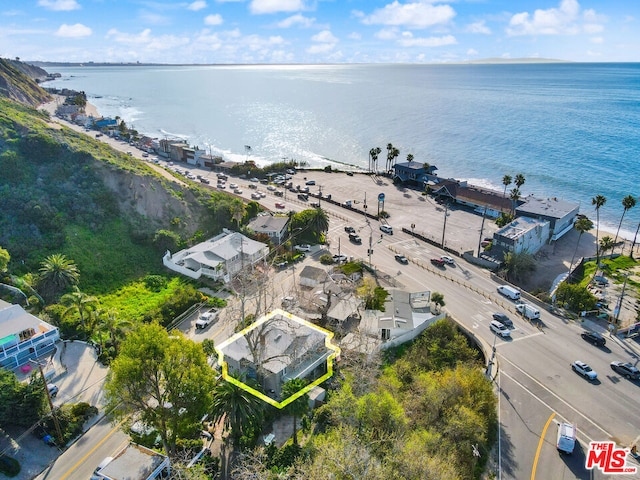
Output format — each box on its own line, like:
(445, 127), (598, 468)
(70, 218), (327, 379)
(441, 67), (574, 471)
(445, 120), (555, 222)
(501, 175), (512, 212)
(229, 199), (245, 228)
(406, 153), (414, 165)
(631, 221), (640, 259)
(281, 378), (309, 445)
(591, 195), (607, 266)
(568, 217), (594, 276)
(369, 147), (381, 173)
(309, 208), (329, 238)
(510, 188), (521, 215)
(60, 287), (99, 330)
(599, 235), (615, 257)
(430, 292), (445, 313)
(385, 143), (393, 173)
(38, 253), (80, 302)
(211, 377), (264, 446)
(613, 195), (636, 253)
(98, 309), (132, 355)
(391, 147), (400, 172)
(514, 173), (526, 189)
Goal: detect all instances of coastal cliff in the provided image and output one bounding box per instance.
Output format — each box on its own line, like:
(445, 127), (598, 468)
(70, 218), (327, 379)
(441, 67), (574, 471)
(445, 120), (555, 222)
(0, 58), (51, 106)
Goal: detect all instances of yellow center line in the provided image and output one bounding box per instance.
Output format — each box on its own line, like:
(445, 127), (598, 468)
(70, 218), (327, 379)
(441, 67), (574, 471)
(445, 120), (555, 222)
(531, 412), (556, 480)
(59, 417), (127, 480)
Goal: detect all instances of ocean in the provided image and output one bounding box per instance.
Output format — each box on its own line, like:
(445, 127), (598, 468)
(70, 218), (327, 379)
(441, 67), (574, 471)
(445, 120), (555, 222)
(45, 63), (640, 237)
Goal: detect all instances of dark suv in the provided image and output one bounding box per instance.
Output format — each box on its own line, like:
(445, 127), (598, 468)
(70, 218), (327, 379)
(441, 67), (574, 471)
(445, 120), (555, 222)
(581, 331), (606, 347)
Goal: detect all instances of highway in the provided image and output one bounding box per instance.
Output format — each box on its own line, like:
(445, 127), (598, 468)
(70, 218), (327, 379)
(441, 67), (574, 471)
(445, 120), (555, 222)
(37, 156), (639, 479)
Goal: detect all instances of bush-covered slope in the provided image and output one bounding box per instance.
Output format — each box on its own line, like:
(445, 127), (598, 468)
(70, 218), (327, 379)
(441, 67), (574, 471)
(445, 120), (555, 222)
(0, 58), (51, 106)
(0, 97), (243, 292)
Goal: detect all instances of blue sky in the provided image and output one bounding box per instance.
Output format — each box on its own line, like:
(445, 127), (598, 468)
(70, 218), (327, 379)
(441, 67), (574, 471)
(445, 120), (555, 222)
(2, 0), (639, 64)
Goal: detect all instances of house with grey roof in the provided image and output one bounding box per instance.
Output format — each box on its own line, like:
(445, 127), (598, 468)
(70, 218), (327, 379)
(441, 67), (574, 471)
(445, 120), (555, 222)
(393, 161), (438, 187)
(163, 229), (269, 283)
(516, 195), (580, 241)
(220, 312), (333, 396)
(361, 290), (442, 348)
(299, 265), (328, 288)
(247, 215), (289, 245)
(0, 299), (60, 369)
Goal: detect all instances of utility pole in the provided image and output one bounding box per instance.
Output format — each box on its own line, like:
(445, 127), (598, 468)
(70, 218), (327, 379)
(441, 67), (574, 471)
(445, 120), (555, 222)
(31, 360), (64, 446)
(441, 201), (450, 249)
(613, 273), (629, 328)
(477, 205), (488, 256)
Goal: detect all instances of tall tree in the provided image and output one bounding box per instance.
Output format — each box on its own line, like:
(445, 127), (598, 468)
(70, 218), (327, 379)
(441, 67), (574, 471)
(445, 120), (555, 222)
(406, 153), (414, 164)
(105, 323), (216, 456)
(229, 199), (246, 228)
(0, 246), (9, 272)
(386, 143), (393, 173)
(591, 195), (607, 267)
(281, 378), (309, 445)
(60, 287), (98, 330)
(613, 195), (636, 253)
(509, 187), (521, 215)
(309, 208), (330, 237)
(98, 309), (132, 355)
(369, 147), (381, 173)
(599, 235), (615, 257)
(568, 217), (594, 275)
(391, 147), (400, 172)
(38, 253), (80, 302)
(431, 292), (445, 313)
(210, 376), (265, 446)
(502, 251), (536, 282)
(514, 173), (526, 189)
(501, 175), (512, 212)
(631, 222), (640, 259)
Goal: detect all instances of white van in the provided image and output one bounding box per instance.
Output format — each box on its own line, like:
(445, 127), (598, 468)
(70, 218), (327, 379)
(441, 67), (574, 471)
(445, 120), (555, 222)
(497, 285), (521, 300)
(490, 320), (511, 338)
(556, 422), (576, 454)
(515, 303), (540, 320)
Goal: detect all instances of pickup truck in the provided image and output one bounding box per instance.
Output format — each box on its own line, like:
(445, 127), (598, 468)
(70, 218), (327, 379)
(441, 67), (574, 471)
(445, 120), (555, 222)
(196, 309), (218, 329)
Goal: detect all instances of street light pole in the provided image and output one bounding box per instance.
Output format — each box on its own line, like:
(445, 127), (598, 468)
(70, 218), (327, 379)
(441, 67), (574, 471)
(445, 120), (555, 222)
(441, 201), (449, 248)
(31, 360), (64, 445)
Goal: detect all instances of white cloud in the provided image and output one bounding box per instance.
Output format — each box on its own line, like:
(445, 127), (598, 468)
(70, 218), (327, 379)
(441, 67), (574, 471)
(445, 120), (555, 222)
(107, 28), (153, 45)
(276, 14), (314, 28)
(38, 0), (80, 11)
(307, 43), (334, 54)
(250, 0), (305, 15)
(590, 36), (603, 44)
(348, 32), (361, 40)
(375, 28), (398, 41)
(583, 23), (603, 34)
(397, 32), (456, 47)
(188, 1), (207, 11)
(139, 11), (171, 26)
(204, 14), (223, 26)
(506, 0), (597, 36)
(55, 23), (92, 38)
(363, 1), (455, 29)
(467, 48), (478, 56)
(466, 21), (491, 35)
(311, 30), (337, 43)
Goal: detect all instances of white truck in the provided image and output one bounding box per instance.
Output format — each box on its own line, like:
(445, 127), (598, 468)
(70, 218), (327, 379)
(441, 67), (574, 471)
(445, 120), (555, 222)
(195, 309), (218, 329)
(497, 285), (521, 300)
(556, 422), (576, 454)
(515, 303), (540, 320)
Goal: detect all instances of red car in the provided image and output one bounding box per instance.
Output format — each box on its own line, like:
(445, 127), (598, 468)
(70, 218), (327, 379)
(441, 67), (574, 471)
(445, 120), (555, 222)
(430, 258), (445, 267)
(275, 202), (286, 209)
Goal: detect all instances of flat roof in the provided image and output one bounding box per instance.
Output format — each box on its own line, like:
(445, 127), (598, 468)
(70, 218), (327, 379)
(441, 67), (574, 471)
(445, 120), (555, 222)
(98, 443), (168, 480)
(496, 217), (548, 240)
(517, 195), (579, 219)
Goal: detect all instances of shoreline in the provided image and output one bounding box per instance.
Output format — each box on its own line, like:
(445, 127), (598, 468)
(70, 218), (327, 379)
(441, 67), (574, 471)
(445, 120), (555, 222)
(46, 99), (637, 244)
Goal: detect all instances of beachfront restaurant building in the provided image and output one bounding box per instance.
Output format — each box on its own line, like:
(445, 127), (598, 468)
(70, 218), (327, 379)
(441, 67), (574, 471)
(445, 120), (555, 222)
(0, 299), (60, 369)
(392, 161), (438, 187)
(493, 216), (551, 255)
(516, 195), (580, 241)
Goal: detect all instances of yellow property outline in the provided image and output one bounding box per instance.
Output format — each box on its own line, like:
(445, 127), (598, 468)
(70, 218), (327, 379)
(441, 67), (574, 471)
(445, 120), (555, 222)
(215, 308), (340, 409)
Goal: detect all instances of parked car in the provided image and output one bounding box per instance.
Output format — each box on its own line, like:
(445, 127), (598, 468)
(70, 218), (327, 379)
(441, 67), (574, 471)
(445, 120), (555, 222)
(275, 202), (286, 209)
(610, 361), (640, 379)
(440, 255), (455, 265)
(229, 183), (238, 189)
(251, 193), (261, 200)
(431, 257), (445, 267)
(349, 233), (362, 244)
(295, 244), (311, 252)
(344, 226), (356, 233)
(492, 313), (513, 328)
(250, 177), (259, 182)
(490, 320), (511, 338)
(333, 254), (347, 263)
(267, 185), (276, 191)
(297, 193), (308, 201)
(47, 384), (59, 398)
(581, 331), (606, 347)
(380, 225), (393, 235)
(274, 190), (284, 197)
(305, 180), (316, 185)
(195, 309), (218, 329)
(571, 360), (598, 381)
(234, 188), (243, 194)
(395, 254), (409, 264)
(199, 178), (210, 184)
